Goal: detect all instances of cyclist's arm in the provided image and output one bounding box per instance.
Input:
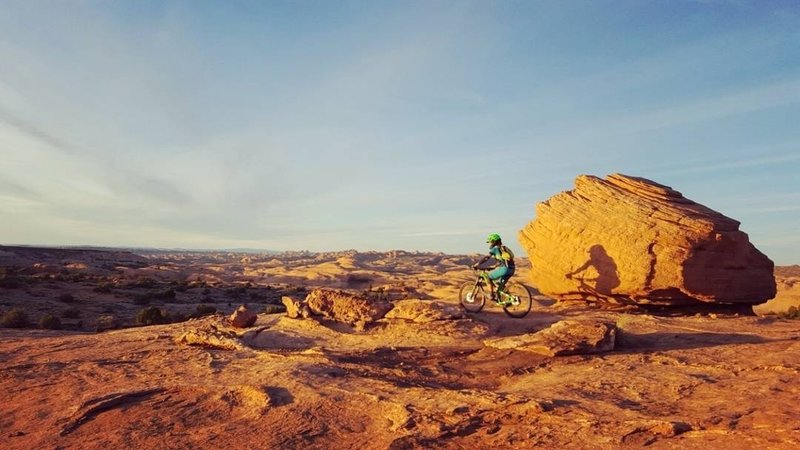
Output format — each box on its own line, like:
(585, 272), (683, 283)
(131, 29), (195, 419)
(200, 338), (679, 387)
(473, 255), (491, 268)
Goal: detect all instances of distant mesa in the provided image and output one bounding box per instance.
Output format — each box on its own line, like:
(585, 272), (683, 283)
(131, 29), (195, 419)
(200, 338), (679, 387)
(518, 174), (776, 305)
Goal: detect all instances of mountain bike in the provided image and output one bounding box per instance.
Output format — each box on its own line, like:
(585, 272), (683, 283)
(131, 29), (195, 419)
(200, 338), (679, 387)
(459, 268), (533, 318)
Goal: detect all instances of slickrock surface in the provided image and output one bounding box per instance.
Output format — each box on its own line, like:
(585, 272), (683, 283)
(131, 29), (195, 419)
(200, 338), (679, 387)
(518, 174), (776, 305)
(3, 310), (800, 449)
(2, 247), (800, 449)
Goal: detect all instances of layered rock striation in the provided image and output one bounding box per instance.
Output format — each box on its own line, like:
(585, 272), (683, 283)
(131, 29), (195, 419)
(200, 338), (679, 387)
(518, 174), (776, 305)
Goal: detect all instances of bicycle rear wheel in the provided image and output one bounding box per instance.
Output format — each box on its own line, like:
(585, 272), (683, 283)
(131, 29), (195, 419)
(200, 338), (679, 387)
(459, 281), (487, 313)
(502, 282), (532, 318)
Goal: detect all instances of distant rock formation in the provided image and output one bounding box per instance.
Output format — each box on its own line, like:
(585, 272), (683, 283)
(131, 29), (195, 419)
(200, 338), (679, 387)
(518, 174), (776, 305)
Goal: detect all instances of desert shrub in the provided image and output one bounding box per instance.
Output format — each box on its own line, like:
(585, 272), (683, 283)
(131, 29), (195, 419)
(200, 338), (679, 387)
(364, 286), (386, 301)
(170, 312), (189, 323)
(39, 314), (62, 330)
(202, 288), (211, 295)
(195, 304), (217, 316)
(58, 293), (76, 303)
(1, 308), (29, 328)
(225, 286), (247, 298)
(188, 280), (207, 289)
(93, 283), (114, 293)
(136, 307), (169, 326)
(250, 290), (272, 302)
(129, 278), (157, 289)
(94, 315), (119, 332)
(778, 306), (800, 320)
(0, 276), (24, 289)
(62, 307), (81, 319)
(262, 304), (286, 314)
(346, 274), (372, 285)
(68, 273), (88, 282)
(174, 283), (188, 293)
(134, 288), (176, 305)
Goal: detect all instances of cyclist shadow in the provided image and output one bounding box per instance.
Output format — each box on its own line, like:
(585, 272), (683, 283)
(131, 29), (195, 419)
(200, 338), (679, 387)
(566, 244), (621, 301)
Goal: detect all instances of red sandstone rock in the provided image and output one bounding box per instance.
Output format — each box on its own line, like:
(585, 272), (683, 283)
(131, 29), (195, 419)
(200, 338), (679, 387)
(229, 305), (257, 328)
(281, 296), (311, 319)
(518, 174), (776, 305)
(484, 320), (616, 356)
(305, 289), (393, 324)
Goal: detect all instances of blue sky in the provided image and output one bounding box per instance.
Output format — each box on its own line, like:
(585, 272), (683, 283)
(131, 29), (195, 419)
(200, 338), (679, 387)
(0, 1), (798, 263)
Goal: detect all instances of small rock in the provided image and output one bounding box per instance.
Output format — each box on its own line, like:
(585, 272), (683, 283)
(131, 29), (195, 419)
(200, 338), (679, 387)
(282, 296), (311, 319)
(229, 305), (257, 328)
(450, 405), (470, 415)
(709, 313), (718, 319)
(174, 327), (243, 350)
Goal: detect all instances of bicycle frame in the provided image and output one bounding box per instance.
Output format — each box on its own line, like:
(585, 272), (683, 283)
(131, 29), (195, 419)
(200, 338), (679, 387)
(471, 268), (512, 304)
(461, 267), (532, 318)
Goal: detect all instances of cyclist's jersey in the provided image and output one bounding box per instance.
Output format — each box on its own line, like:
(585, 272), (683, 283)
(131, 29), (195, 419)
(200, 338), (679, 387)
(489, 245), (515, 268)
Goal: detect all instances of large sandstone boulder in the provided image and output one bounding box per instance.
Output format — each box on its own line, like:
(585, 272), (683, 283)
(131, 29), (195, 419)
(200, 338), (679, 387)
(519, 174), (775, 305)
(304, 288), (393, 324)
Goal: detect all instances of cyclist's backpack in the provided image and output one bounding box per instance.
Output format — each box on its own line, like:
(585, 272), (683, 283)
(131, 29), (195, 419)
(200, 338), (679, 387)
(500, 245), (515, 266)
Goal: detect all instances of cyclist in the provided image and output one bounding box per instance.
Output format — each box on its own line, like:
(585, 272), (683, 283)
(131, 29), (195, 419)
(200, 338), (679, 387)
(472, 233), (515, 302)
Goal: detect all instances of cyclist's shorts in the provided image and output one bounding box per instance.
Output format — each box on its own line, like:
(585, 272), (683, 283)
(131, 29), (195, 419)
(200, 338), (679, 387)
(488, 265), (514, 281)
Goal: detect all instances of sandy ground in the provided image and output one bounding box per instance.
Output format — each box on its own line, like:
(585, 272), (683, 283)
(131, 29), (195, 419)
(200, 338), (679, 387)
(1, 248), (799, 449)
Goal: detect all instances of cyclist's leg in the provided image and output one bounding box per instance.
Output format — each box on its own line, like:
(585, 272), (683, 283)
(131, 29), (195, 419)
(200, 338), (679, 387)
(488, 266), (510, 300)
(496, 267), (517, 303)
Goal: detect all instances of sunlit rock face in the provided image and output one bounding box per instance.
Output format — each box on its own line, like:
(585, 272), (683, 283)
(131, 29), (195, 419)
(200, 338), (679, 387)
(518, 174), (776, 305)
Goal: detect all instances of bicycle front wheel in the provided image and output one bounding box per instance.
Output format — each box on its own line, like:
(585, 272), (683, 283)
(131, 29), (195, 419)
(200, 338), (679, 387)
(502, 282), (532, 318)
(459, 281), (486, 313)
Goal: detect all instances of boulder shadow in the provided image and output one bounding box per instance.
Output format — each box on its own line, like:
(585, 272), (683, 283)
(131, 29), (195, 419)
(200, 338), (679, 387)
(265, 386), (294, 406)
(615, 331), (770, 352)
(243, 329), (316, 350)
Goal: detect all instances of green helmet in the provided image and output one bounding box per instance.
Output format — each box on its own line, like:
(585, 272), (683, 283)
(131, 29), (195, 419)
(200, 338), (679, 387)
(486, 233), (501, 244)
